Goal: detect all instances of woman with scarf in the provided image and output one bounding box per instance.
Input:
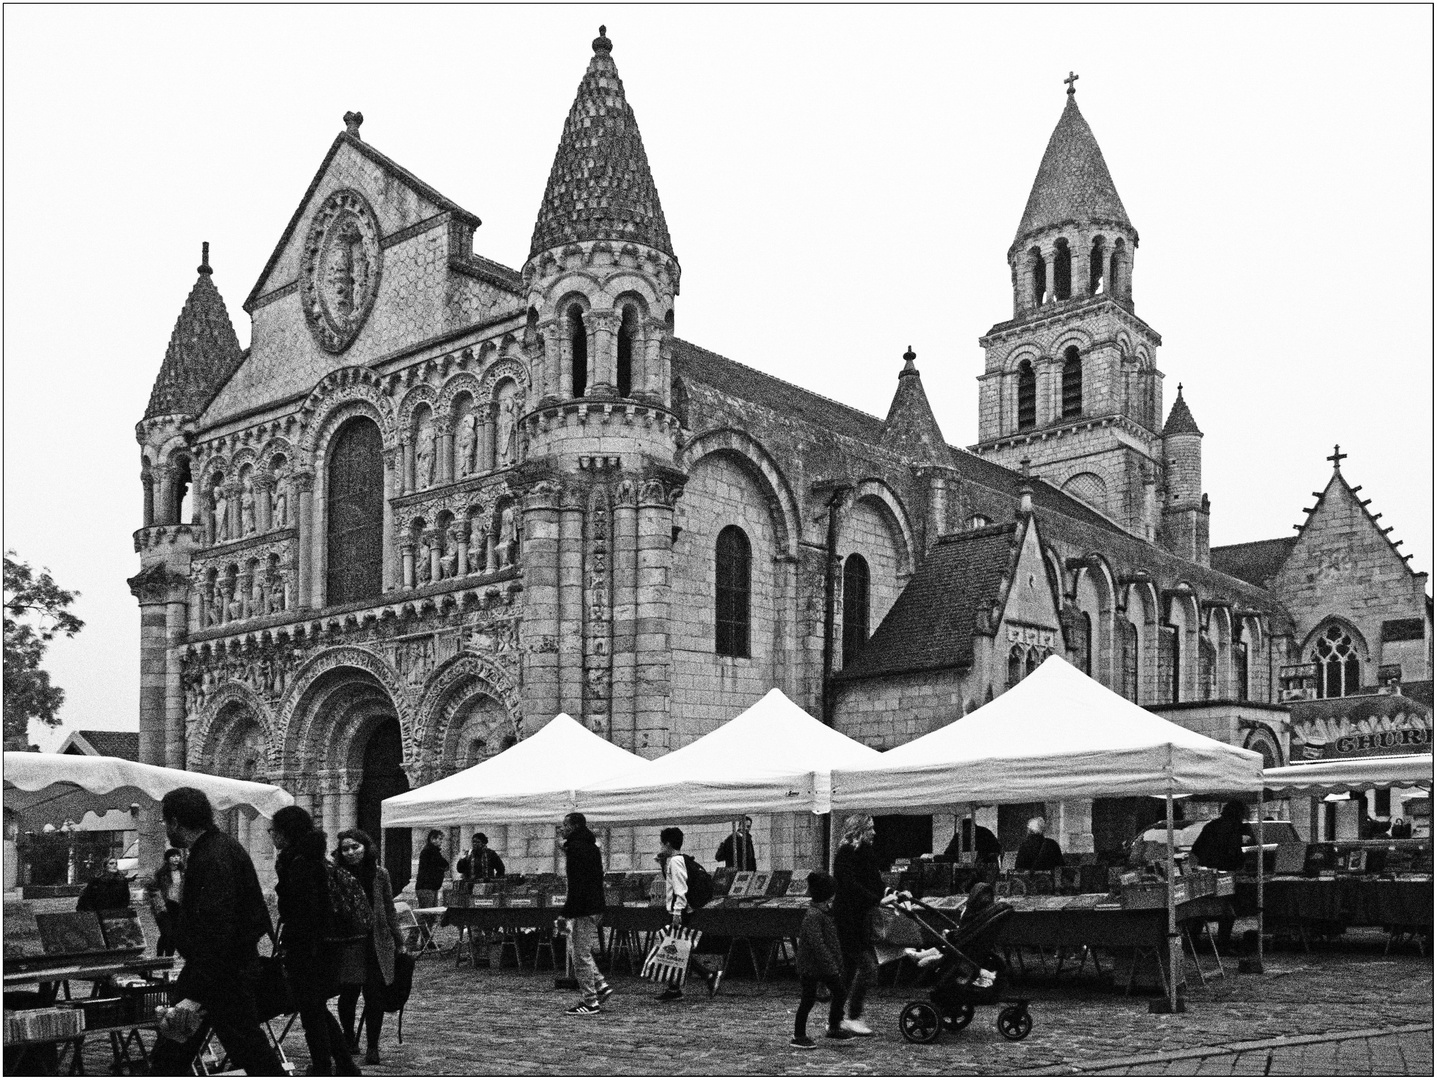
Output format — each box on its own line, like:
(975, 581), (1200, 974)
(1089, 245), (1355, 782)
(143, 848), (185, 956)
(334, 829), (406, 1067)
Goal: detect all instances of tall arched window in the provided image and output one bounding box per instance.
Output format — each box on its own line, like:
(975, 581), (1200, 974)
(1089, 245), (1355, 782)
(1061, 347), (1082, 419)
(173, 456), (193, 525)
(1234, 625), (1250, 702)
(1121, 621), (1139, 701)
(841, 554), (871, 666)
(1089, 237), (1106, 294)
(326, 417), (384, 605)
(1008, 644), (1026, 687)
(616, 306), (637, 398)
(1030, 249), (1047, 305)
(1199, 633), (1217, 701)
(568, 305), (588, 398)
(1158, 624), (1179, 703)
(1309, 623), (1362, 698)
(1071, 610), (1092, 676)
(715, 525), (751, 657)
(1053, 238), (1072, 300)
(1017, 360), (1036, 431)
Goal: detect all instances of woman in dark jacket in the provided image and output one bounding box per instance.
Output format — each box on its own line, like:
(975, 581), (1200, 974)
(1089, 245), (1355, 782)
(76, 856), (130, 912)
(142, 848), (185, 956)
(334, 829), (406, 1067)
(831, 814), (896, 1037)
(271, 806), (359, 1077)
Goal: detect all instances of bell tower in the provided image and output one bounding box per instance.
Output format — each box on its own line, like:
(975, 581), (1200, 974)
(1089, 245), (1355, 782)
(518, 28), (686, 755)
(972, 77), (1166, 539)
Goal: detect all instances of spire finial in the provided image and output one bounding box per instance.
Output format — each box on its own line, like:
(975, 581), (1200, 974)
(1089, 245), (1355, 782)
(343, 111), (364, 138)
(902, 346), (917, 372)
(1177, 382), (1183, 395)
(198, 241), (212, 276)
(1328, 444), (1347, 471)
(593, 25), (611, 53)
(1064, 71), (1079, 96)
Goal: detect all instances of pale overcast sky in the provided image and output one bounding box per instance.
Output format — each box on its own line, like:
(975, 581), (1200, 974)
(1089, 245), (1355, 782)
(4, 5), (1432, 751)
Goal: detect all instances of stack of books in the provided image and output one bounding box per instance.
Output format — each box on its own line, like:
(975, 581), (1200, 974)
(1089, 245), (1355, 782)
(4, 1008), (84, 1044)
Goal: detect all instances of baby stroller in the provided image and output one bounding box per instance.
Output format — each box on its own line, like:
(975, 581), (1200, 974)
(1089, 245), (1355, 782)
(893, 885), (1033, 1043)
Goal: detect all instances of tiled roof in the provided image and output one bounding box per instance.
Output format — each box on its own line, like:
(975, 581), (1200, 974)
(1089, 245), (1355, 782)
(1209, 537), (1297, 588)
(879, 350), (954, 466)
(672, 339), (885, 442)
(1015, 94), (1133, 247)
(530, 28), (673, 259)
(1404, 680), (1434, 708)
(1162, 386), (1203, 437)
(67, 730), (141, 760)
(145, 247), (244, 419)
(835, 524), (1019, 681)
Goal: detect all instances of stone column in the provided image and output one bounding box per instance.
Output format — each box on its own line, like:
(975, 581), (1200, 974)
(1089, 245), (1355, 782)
(560, 322), (575, 399)
(484, 519), (499, 573)
(634, 483), (676, 755)
(612, 484), (639, 752)
(237, 568), (254, 619)
(338, 791), (359, 834)
(589, 310), (618, 396)
(521, 483), (562, 724)
(454, 521), (471, 578)
(437, 418), (454, 486)
(641, 319), (663, 400)
(558, 496), (585, 716)
(382, 449), (396, 591)
(294, 470), (314, 608)
(322, 790), (341, 839)
(479, 403), (495, 474)
(400, 538), (416, 590)
(399, 437), (413, 496)
(1073, 236), (1091, 299)
(221, 481), (240, 540)
(141, 466), (155, 527)
(155, 465), (174, 526)
(310, 462), (327, 609)
(425, 529), (442, 584)
(540, 321), (561, 406)
(254, 473), (274, 534)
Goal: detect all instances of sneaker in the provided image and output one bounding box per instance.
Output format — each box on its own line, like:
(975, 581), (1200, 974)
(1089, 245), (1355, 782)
(596, 982), (615, 1003)
(705, 969), (724, 998)
(789, 1036), (817, 1049)
(566, 1002), (601, 1016)
(841, 1018), (874, 1037)
(824, 1027), (855, 1040)
(656, 987), (684, 1002)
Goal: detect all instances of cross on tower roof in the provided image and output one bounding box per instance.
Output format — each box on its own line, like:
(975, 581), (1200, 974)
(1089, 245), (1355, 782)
(1064, 71), (1079, 95)
(1328, 444), (1347, 470)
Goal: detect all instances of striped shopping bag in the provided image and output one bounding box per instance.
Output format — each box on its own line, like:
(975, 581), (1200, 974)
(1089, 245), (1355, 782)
(641, 927), (703, 987)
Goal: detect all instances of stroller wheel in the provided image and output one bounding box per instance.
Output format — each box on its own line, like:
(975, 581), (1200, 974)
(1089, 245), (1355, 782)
(899, 1001), (941, 1044)
(942, 1003), (975, 1031)
(997, 1005), (1033, 1041)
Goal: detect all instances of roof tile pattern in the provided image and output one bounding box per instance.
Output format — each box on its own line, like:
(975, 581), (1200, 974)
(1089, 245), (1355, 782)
(880, 352), (953, 466)
(70, 730), (141, 760)
(145, 256), (244, 419)
(1162, 386), (1203, 436)
(836, 524), (1019, 681)
(530, 29), (673, 259)
(1015, 95), (1133, 246)
(1209, 537), (1298, 587)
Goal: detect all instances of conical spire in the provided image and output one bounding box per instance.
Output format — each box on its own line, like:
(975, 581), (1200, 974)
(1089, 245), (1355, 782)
(144, 243), (244, 419)
(1162, 383), (1203, 437)
(1014, 91), (1133, 246)
(529, 27), (673, 260)
(880, 348), (951, 465)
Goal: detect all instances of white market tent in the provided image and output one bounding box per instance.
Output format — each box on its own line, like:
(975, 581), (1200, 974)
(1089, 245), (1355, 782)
(380, 713), (651, 828)
(831, 654), (1263, 812)
(1263, 753), (1434, 797)
(4, 751), (295, 821)
(573, 688), (883, 826)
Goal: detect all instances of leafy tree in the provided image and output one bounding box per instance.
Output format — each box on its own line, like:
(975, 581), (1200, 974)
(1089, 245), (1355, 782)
(4, 552), (84, 748)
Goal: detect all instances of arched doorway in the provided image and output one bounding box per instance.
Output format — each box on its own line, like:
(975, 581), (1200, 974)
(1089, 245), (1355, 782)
(358, 718), (411, 891)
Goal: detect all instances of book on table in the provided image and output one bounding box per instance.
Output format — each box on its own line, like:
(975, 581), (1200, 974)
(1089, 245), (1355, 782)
(729, 871), (756, 897)
(4, 900), (46, 960)
(98, 911), (147, 951)
(35, 911), (108, 956)
(765, 870), (793, 897)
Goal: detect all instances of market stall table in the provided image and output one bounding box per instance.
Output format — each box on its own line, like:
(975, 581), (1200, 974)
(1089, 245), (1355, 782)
(1235, 877), (1433, 950)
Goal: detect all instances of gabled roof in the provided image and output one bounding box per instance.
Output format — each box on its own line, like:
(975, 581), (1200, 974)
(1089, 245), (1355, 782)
(58, 730), (141, 761)
(1162, 385), (1203, 437)
(145, 246), (244, 419)
(879, 349), (953, 466)
(1292, 461), (1421, 579)
(530, 28), (673, 260)
(835, 523), (1020, 682)
(1209, 537), (1298, 588)
(673, 339), (885, 442)
(1015, 93), (1133, 247)
(243, 125), (482, 313)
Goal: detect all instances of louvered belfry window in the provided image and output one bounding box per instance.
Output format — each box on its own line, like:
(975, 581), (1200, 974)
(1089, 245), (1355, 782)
(715, 525), (751, 657)
(327, 418), (384, 606)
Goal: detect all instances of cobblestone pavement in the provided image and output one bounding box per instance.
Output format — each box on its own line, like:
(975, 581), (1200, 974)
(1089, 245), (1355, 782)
(31, 907), (1430, 1076)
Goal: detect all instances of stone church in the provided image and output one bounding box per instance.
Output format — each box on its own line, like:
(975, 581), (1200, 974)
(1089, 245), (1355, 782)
(130, 29), (1432, 881)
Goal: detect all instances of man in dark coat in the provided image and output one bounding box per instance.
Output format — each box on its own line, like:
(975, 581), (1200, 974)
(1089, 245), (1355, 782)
(1191, 800), (1250, 950)
(943, 819), (1003, 866)
(148, 787), (283, 1076)
(1014, 817), (1064, 872)
(714, 817), (758, 871)
(556, 813), (611, 1015)
(415, 829), (450, 908)
(457, 832), (506, 881)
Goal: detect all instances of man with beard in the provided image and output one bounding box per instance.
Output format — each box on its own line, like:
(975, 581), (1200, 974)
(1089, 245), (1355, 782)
(149, 787), (283, 1075)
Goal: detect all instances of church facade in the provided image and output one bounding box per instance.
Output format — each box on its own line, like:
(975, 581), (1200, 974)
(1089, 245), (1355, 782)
(130, 29), (1432, 878)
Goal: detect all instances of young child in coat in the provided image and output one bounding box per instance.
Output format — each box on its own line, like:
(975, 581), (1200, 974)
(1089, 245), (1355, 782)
(791, 871), (853, 1049)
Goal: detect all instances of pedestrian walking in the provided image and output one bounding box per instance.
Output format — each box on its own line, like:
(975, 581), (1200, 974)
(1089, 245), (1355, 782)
(334, 829), (408, 1066)
(555, 812), (613, 1016)
(832, 814), (897, 1037)
(143, 848), (185, 957)
(654, 826), (720, 1002)
(271, 805), (361, 1077)
(148, 787), (284, 1076)
(790, 871), (852, 1049)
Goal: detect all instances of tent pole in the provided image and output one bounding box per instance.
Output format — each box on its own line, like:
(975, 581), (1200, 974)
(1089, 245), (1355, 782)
(1163, 788), (1180, 1014)
(1243, 794), (1266, 975)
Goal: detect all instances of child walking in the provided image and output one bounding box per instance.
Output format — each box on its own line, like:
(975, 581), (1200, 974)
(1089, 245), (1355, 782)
(791, 871), (853, 1048)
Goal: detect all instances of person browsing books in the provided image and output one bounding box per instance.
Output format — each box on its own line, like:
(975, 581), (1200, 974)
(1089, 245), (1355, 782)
(715, 817), (758, 871)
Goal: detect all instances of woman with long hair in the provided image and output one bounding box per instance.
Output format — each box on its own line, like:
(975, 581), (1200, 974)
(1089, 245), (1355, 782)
(831, 814), (897, 1037)
(271, 805), (360, 1077)
(333, 828), (406, 1067)
(143, 848), (185, 957)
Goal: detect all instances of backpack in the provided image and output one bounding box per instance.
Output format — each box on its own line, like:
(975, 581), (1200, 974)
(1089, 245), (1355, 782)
(682, 855), (714, 910)
(324, 862), (374, 943)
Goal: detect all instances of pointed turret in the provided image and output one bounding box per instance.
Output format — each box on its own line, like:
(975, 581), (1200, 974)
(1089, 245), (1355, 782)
(880, 348), (951, 466)
(1014, 92), (1134, 246)
(1162, 383), (1202, 437)
(530, 26), (673, 259)
(1160, 384), (1208, 564)
(145, 243), (243, 420)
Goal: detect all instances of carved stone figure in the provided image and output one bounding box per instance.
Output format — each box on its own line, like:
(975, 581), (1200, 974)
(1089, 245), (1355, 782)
(273, 471), (290, 528)
(211, 486), (228, 543)
(416, 537), (432, 583)
(499, 504), (518, 566)
(497, 396), (518, 467)
(456, 411), (477, 477)
(240, 477), (256, 535)
(416, 418), (436, 489)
